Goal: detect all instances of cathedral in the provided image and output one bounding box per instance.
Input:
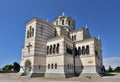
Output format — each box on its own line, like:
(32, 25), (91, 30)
(19, 13), (104, 78)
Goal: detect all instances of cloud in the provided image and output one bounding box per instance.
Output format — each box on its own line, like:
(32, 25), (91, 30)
(103, 57), (120, 70)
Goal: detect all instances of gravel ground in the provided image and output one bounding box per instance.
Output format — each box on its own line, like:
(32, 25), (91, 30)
(0, 73), (120, 82)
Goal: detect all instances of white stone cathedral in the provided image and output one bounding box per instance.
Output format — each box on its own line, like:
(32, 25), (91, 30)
(19, 13), (104, 78)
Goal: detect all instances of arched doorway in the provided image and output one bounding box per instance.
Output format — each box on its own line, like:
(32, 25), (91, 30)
(24, 60), (31, 75)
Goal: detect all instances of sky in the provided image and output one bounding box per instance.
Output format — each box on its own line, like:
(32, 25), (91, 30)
(0, 0), (120, 69)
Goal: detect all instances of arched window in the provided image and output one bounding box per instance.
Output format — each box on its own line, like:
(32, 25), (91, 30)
(72, 36), (73, 41)
(32, 28), (34, 36)
(62, 20), (64, 25)
(82, 46), (85, 55)
(50, 45), (52, 54)
(69, 64), (71, 69)
(27, 31), (29, 38)
(68, 32), (70, 38)
(51, 64), (54, 69)
(48, 64), (50, 69)
(66, 45), (68, 53)
(30, 26), (32, 37)
(66, 45), (72, 55)
(86, 45), (89, 55)
(95, 50), (98, 56)
(56, 21), (58, 25)
(68, 21), (70, 25)
(47, 46), (49, 55)
(69, 47), (72, 55)
(78, 47), (81, 55)
(55, 29), (57, 37)
(67, 64), (69, 69)
(56, 43), (59, 53)
(25, 60), (31, 73)
(55, 63), (57, 69)
(53, 44), (56, 54)
(72, 65), (74, 69)
(74, 35), (76, 41)
(74, 47), (77, 56)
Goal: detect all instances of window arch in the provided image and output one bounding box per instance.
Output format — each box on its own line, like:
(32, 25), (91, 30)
(56, 43), (59, 53)
(66, 45), (72, 55)
(72, 36), (73, 41)
(51, 64), (54, 69)
(86, 45), (90, 55)
(78, 47), (81, 55)
(32, 28), (34, 36)
(68, 32), (70, 38)
(67, 64), (69, 69)
(74, 47), (77, 56)
(55, 63), (57, 69)
(53, 44), (56, 54)
(30, 26), (32, 37)
(56, 21), (58, 25)
(69, 64), (71, 69)
(72, 65), (74, 69)
(68, 21), (70, 25)
(62, 20), (64, 25)
(55, 29), (57, 36)
(50, 45), (52, 54)
(47, 46), (49, 55)
(82, 46), (85, 55)
(95, 50), (98, 56)
(25, 60), (31, 66)
(48, 64), (50, 69)
(27, 31), (29, 38)
(74, 35), (76, 41)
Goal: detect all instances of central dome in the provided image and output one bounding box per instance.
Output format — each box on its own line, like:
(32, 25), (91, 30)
(52, 13), (76, 31)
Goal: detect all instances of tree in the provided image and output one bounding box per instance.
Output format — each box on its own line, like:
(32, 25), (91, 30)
(107, 66), (113, 73)
(102, 65), (106, 73)
(2, 65), (13, 71)
(13, 62), (20, 72)
(114, 66), (120, 72)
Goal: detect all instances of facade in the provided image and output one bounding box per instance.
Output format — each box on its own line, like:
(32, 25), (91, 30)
(19, 13), (104, 78)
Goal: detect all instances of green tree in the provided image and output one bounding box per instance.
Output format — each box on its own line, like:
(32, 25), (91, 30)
(2, 65), (13, 71)
(13, 62), (20, 72)
(114, 66), (120, 72)
(107, 66), (113, 73)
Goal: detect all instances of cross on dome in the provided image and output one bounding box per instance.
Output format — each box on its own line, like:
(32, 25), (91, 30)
(98, 35), (100, 40)
(46, 19), (49, 22)
(85, 24), (88, 28)
(62, 12), (65, 16)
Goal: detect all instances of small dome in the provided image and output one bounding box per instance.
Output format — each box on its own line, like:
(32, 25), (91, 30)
(52, 13), (76, 31)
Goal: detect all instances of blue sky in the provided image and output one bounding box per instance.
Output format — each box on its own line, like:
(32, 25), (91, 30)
(0, 0), (120, 69)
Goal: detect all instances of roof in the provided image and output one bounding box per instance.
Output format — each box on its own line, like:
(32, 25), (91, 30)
(52, 15), (76, 23)
(75, 38), (99, 44)
(47, 35), (73, 43)
(26, 17), (55, 29)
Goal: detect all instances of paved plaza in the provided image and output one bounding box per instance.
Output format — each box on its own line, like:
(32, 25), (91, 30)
(0, 73), (120, 82)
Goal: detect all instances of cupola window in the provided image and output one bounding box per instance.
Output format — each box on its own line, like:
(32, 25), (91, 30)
(56, 21), (58, 25)
(68, 21), (70, 25)
(62, 20), (64, 25)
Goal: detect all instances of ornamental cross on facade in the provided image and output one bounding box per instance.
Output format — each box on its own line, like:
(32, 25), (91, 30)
(27, 42), (32, 53)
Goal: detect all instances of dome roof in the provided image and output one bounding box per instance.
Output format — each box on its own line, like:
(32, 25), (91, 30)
(52, 13), (75, 23)
(52, 13), (76, 31)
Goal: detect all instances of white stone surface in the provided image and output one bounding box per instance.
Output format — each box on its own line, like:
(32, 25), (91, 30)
(19, 15), (103, 77)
